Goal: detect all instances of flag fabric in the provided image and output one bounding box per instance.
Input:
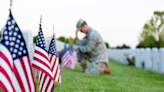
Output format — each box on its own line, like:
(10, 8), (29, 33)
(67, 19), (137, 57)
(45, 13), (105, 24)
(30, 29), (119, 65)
(39, 37), (61, 92)
(71, 45), (78, 66)
(32, 24), (53, 80)
(60, 43), (72, 71)
(0, 10), (36, 92)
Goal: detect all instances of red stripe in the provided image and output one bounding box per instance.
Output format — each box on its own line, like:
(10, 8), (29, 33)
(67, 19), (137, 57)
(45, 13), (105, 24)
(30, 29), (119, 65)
(54, 66), (58, 80)
(13, 63), (25, 92)
(58, 73), (60, 83)
(19, 57), (31, 92)
(49, 54), (53, 64)
(32, 64), (53, 80)
(0, 52), (13, 71)
(52, 56), (57, 74)
(34, 50), (49, 63)
(0, 81), (8, 92)
(50, 83), (55, 92)
(40, 75), (47, 92)
(44, 79), (53, 92)
(33, 57), (51, 70)
(0, 66), (15, 91)
(39, 72), (43, 85)
(27, 56), (36, 92)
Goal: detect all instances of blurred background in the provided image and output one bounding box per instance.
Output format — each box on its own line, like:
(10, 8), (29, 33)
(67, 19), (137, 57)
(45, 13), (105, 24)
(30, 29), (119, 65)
(0, 0), (164, 49)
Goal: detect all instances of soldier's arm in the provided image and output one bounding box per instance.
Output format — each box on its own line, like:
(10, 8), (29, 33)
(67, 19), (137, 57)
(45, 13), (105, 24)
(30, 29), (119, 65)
(77, 35), (97, 53)
(75, 37), (82, 45)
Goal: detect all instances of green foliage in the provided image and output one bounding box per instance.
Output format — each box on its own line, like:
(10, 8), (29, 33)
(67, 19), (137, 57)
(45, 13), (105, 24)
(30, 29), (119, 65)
(116, 44), (131, 49)
(105, 42), (110, 48)
(33, 36), (37, 43)
(137, 11), (164, 48)
(57, 36), (75, 44)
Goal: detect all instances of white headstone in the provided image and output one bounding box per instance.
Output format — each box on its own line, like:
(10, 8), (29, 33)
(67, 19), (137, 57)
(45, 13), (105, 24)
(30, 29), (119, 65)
(140, 48), (145, 68)
(144, 48), (151, 70)
(151, 48), (158, 71)
(159, 48), (164, 74)
(135, 49), (140, 68)
(22, 30), (33, 62)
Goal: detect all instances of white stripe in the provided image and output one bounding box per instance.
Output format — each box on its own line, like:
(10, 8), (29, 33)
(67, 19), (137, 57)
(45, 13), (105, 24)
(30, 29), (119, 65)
(55, 68), (60, 82)
(48, 54), (52, 60)
(23, 56), (35, 92)
(39, 73), (45, 90)
(13, 72), (21, 92)
(0, 44), (13, 63)
(59, 76), (61, 83)
(62, 57), (71, 68)
(39, 71), (42, 81)
(50, 55), (56, 68)
(47, 81), (54, 92)
(14, 59), (29, 92)
(42, 77), (50, 92)
(0, 73), (13, 92)
(33, 53), (50, 66)
(0, 57), (13, 82)
(52, 58), (58, 77)
(35, 46), (49, 58)
(32, 60), (52, 76)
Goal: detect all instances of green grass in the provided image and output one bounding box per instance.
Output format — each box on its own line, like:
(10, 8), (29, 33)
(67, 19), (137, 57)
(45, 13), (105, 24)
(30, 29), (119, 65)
(1, 58), (164, 92)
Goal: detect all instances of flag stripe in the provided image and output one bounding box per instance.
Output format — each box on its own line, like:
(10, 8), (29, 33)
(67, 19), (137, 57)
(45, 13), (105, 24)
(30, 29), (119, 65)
(34, 47), (49, 61)
(14, 59), (29, 92)
(39, 73), (45, 90)
(19, 58), (31, 91)
(26, 56), (36, 92)
(34, 50), (50, 65)
(32, 64), (53, 80)
(33, 57), (51, 70)
(13, 64), (25, 92)
(0, 79), (9, 92)
(40, 75), (47, 92)
(0, 66), (14, 91)
(44, 79), (53, 92)
(0, 52), (13, 72)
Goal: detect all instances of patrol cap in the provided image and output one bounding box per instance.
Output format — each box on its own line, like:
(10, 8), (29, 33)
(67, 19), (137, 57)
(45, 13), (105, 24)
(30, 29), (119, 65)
(76, 19), (85, 28)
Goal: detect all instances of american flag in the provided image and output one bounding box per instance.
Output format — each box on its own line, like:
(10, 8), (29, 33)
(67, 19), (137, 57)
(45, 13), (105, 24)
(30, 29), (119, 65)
(32, 24), (53, 80)
(67, 45), (77, 69)
(0, 10), (36, 92)
(39, 37), (61, 92)
(60, 43), (72, 71)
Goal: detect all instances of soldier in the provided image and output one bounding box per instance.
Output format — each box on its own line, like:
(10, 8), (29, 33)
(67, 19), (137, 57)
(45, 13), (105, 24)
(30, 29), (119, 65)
(75, 19), (112, 74)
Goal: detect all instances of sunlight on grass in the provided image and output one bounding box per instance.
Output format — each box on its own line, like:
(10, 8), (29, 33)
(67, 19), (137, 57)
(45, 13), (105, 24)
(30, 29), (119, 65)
(1, 59), (164, 92)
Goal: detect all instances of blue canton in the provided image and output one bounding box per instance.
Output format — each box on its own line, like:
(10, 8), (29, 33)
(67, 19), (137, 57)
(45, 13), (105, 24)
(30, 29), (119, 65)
(1, 10), (28, 60)
(36, 24), (47, 52)
(48, 37), (58, 57)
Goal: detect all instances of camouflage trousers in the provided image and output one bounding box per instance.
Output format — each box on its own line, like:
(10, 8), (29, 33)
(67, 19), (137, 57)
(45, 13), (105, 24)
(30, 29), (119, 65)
(77, 50), (106, 74)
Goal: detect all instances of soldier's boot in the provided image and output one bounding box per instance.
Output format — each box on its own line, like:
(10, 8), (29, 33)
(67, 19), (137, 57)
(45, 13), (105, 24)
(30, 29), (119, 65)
(81, 65), (87, 73)
(101, 64), (112, 74)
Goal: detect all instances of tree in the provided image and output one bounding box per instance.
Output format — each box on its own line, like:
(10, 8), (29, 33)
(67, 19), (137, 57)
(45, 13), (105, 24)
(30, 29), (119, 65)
(33, 36), (37, 43)
(137, 11), (164, 48)
(105, 42), (110, 48)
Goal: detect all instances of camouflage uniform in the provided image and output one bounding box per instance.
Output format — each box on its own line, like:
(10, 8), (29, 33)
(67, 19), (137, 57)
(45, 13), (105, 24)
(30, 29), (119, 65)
(75, 28), (109, 74)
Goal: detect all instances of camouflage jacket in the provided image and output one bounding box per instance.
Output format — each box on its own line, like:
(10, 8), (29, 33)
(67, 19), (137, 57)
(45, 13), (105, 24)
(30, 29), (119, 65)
(75, 28), (108, 64)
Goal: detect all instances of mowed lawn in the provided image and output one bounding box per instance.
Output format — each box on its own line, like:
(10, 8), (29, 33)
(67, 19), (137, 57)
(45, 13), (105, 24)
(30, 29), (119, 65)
(1, 58), (164, 92)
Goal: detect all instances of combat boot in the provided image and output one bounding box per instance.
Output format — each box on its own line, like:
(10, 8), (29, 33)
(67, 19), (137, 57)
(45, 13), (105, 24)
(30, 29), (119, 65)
(82, 65), (87, 73)
(101, 64), (112, 74)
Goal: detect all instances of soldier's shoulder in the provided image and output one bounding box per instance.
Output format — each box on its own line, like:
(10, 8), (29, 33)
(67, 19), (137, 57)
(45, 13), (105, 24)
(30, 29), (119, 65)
(89, 29), (100, 38)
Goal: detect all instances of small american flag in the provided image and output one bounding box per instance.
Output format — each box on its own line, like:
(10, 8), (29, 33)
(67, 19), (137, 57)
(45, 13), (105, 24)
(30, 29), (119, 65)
(0, 10), (36, 92)
(39, 37), (61, 92)
(60, 43), (71, 71)
(32, 24), (53, 80)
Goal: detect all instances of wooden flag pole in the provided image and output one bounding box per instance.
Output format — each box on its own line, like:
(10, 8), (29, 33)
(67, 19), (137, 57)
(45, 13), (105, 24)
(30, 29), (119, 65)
(10, 0), (12, 9)
(40, 15), (42, 24)
(53, 25), (55, 37)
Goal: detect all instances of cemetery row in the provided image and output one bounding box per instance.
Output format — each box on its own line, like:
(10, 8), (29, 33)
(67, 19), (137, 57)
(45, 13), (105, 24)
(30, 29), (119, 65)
(1, 30), (73, 62)
(107, 48), (164, 74)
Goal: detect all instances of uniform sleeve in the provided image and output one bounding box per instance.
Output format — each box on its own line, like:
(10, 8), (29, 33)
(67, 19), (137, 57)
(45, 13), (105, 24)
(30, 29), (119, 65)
(77, 35), (97, 53)
(75, 37), (81, 45)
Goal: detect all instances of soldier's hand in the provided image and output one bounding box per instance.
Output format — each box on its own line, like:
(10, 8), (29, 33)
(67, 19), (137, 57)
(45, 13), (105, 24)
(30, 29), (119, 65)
(76, 28), (80, 37)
